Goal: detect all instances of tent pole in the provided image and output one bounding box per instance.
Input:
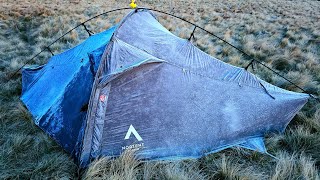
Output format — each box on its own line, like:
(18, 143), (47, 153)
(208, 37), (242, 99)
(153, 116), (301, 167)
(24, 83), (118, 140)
(7, 7), (320, 103)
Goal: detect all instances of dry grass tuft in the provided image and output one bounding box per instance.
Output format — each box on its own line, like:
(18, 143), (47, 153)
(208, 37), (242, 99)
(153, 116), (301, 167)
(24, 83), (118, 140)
(271, 152), (319, 180)
(83, 150), (207, 180)
(84, 151), (140, 180)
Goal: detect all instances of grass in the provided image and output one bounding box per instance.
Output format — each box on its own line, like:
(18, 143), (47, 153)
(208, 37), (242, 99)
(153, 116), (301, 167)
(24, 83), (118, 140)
(0, 0), (319, 179)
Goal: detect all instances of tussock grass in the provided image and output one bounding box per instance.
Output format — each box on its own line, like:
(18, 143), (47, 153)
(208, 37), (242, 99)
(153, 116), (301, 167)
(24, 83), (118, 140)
(1, 0), (320, 179)
(84, 151), (207, 180)
(83, 151), (141, 180)
(201, 154), (267, 180)
(271, 152), (319, 180)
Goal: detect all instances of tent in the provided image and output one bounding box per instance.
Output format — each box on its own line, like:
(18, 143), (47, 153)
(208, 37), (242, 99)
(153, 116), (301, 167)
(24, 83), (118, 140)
(21, 9), (309, 167)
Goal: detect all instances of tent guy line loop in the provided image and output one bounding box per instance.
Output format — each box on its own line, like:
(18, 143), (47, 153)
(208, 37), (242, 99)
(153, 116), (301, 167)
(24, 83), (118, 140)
(6, 7), (319, 103)
(188, 26), (197, 41)
(81, 23), (94, 36)
(46, 46), (54, 56)
(259, 82), (276, 99)
(244, 60), (255, 71)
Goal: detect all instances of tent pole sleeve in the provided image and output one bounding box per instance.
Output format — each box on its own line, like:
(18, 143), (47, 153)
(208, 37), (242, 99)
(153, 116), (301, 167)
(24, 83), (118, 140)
(259, 82), (275, 99)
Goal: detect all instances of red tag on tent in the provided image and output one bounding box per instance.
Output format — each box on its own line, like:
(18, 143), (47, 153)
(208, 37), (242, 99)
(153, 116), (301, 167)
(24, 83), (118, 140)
(99, 95), (106, 102)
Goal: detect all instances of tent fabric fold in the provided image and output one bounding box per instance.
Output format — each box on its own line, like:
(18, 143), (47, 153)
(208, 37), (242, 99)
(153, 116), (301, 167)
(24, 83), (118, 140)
(237, 137), (267, 153)
(21, 9), (309, 167)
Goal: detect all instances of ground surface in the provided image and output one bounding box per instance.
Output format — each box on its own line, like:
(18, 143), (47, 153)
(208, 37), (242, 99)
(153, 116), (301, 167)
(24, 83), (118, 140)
(0, 0), (320, 179)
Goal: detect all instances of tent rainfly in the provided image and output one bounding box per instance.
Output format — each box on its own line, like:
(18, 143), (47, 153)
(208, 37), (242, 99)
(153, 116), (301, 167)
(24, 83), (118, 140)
(21, 9), (309, 167)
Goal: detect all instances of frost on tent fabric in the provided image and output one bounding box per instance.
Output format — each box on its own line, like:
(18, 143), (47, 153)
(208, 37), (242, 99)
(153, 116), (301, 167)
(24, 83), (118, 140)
(21, 9), (309, 167)
(21, 27), (116, 153)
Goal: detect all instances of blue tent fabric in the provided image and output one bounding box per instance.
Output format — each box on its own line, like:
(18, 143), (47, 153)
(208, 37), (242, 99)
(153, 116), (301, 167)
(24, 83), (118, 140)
(21, 65), (45, 94)
(89, 45), (107, 75)
(237, 137), (267, 152)
(21, 9), (309, 167)
(21, 26), (116, 153)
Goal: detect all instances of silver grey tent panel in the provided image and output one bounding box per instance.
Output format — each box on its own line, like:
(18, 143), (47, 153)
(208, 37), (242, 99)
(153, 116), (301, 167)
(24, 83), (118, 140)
(79, 10), (308, 166)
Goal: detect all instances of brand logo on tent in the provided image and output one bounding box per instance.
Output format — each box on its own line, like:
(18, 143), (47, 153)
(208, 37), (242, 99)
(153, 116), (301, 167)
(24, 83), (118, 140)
(124, 125), (143, 141)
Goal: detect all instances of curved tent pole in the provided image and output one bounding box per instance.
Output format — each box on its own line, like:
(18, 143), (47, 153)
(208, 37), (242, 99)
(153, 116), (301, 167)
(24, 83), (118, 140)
(8, 7), (132, 79)
(143, 8), (318, 101)
(7, 7), (319, 102)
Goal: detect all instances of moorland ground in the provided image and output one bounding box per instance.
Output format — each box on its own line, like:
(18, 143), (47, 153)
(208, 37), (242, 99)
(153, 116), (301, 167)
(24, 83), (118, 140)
(0, 0), (319, 179)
